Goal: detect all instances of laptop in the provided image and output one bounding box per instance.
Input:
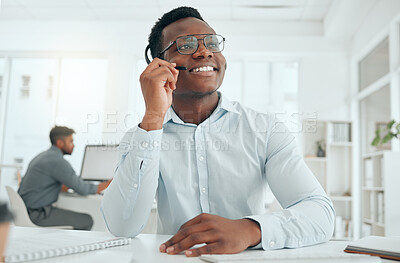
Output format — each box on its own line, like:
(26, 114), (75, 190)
(79, 144), (119, 182)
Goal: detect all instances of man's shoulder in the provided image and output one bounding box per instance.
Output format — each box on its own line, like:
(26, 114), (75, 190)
(32, 148), (68, 166)
(228, 100), (274, 122)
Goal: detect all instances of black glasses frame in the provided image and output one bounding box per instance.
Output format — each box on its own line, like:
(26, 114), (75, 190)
(158, 34), (225, 58)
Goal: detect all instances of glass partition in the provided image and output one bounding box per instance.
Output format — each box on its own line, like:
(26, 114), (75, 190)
(359, 85), (391, 154)
(359, 37), (389, 91)
(0, 58), (57, 200)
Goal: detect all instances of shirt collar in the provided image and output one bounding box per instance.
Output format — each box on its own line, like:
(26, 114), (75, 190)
(50, 145), (64, 156)
(163, 92), (240, 125)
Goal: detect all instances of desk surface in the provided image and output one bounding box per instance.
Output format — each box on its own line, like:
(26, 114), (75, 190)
(55, 193), (158, 233)
(6, 226), (385, 263)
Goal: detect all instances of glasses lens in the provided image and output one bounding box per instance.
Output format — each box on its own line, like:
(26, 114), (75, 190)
(176, 36), (198, 55)
(205, 35), (224, 53)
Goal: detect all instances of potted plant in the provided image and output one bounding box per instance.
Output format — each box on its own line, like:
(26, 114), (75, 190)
(316, 140), (326, 157)
(371, 120), (400, 147)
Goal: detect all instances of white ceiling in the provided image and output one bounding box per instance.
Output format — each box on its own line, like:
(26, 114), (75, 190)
(0, 0), (333, 22)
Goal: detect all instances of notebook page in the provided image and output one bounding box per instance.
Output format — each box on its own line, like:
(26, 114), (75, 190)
(5, 230), (131, 263)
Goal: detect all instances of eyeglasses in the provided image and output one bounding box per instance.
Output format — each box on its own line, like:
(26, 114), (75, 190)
(158, 34), (225, 58)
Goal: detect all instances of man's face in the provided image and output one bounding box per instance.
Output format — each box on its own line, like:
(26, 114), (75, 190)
(162, 17), (226, 97)
(59, 135), (74, 155)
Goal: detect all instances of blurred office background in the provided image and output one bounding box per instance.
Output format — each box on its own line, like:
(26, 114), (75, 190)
(0, 0), (399, 239)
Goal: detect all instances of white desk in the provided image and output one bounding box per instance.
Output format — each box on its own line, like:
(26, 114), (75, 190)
(55, 192), (157, 233)
(55, 193), (106, 231)
(5, 226), (387, 263)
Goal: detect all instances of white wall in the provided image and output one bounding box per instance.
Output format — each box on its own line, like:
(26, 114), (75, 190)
(299, 54), (350, 121)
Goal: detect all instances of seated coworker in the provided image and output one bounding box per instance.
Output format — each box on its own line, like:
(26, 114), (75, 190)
(18, 126), (111, 230)
(101, 6), (335, 256)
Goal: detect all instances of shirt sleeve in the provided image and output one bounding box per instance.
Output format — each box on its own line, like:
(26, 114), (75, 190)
(101, 125), (162, 237)
(51, 158), (97, 195)
(246, 118), (335, 250)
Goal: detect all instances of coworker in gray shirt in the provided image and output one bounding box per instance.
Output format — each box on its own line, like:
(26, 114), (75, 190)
(18, 126), (111, 230)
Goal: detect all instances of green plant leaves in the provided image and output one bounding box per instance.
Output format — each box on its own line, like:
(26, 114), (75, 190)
(371, 119), (399, 146)
(387, 120), (395, 129)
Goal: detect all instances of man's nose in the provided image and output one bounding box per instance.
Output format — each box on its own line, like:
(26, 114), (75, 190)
(192, 41), (213, 58)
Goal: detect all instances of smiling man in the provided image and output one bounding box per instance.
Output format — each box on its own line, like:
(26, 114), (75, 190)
(101, 6), (335, 257)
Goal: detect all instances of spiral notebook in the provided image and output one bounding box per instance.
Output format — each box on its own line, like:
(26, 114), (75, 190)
(4, 230), (131, 263)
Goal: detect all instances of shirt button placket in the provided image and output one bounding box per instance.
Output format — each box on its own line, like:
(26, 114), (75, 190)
(195, 126), (209, 213)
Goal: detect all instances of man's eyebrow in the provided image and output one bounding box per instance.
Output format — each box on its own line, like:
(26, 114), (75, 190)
(175, 33), (216, 38)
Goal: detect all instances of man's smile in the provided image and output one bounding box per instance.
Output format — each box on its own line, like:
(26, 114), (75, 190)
(189, 66), (217, 72)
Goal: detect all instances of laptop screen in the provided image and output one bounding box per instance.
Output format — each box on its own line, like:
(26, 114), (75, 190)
(80, 144), (119, 181)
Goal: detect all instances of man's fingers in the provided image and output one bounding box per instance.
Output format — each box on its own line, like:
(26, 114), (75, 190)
(165, 231), (217, 255)
(142, 58), (177, 74)
(185, 242), (221, 257)
(162, 227), (216, 254)
(180, 213), (209, 229)
(168, 231), (218, 255)
(160, 214), (212, 252)
(143, 67), (177, 89)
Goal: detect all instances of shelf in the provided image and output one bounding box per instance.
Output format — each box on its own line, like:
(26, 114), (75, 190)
(362, 151), (387, 159)
(301, 120), (354, 239)
(363, 218), (386, 228)
(328, 142), (352, 147)
(330, 196), (352, 201)
(362, 186), (384, 191)
(363, 218), (373, 224)
(304, 157), (326, 162)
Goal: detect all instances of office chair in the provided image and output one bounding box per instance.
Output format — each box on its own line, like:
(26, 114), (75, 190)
(5, 186), (73, 229)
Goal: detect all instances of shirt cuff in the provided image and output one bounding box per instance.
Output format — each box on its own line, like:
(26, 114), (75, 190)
(127, 125), (163, 159)
(245, 214), (285, 250)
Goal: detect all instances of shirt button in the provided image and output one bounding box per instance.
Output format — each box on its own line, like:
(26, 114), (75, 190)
(133, 183), (138, 188)
(269, 241), (275, 248)
(141, 141), (148, 148)
(198, 156), (204, 162)
(201, 187), (206, 193)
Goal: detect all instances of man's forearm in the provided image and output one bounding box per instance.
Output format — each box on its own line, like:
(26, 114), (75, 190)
(101, 127), (162, 237)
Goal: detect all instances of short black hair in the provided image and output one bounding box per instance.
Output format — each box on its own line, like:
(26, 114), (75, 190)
(50, 126), (75, 145)
(148, 6), (205, 60)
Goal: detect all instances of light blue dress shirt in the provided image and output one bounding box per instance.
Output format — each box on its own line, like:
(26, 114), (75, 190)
(101, 92), (335, 250)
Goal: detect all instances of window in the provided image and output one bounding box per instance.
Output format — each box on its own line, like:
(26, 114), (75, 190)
(359, 84), (391, 154)
(358, 37), (389, 91)
(57, 58), (108, 172)
(220, 60), (299, 115)
(0, 57), (109, 196)
(219, 61), (243, 103)
(1, 58), (57, 199)
(0, 58), (5, 134)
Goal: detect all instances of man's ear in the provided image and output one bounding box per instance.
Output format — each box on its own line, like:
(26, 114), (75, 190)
(55, 139), (64, 148)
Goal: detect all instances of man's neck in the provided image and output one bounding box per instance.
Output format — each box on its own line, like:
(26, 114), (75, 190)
(53, 145), (65, 155)
(172, 92), (219, 125)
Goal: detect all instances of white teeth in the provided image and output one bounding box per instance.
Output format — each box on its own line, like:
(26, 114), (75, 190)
(192, 66), (214, 72)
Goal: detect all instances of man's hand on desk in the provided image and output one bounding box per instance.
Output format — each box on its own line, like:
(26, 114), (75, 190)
(159, 213), (261, 257)
(96, 180), (112, 194)
(61, 184), (69, 192)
